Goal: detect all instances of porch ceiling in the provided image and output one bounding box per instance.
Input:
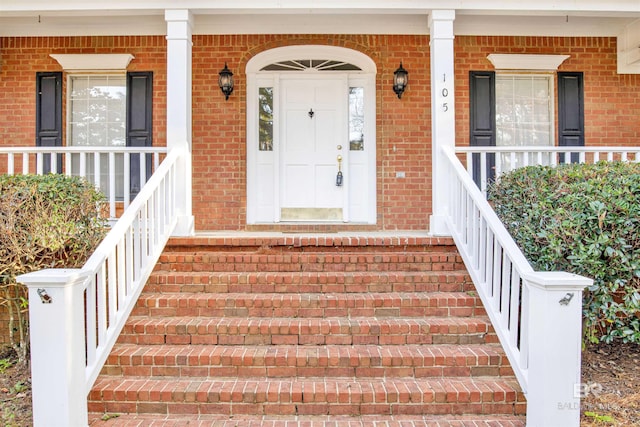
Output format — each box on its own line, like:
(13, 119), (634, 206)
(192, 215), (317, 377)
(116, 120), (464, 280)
(1, 1), (639, 37)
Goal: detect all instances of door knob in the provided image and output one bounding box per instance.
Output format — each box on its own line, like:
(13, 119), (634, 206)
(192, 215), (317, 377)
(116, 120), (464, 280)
(337, 145), (342, 150)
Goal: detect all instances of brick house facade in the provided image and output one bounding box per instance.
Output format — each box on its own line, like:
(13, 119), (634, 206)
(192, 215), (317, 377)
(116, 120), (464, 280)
(1, 34), (639, 235)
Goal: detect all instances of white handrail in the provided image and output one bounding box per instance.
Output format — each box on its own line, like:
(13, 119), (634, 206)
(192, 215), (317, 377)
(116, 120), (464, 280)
(0, 146), (168, 220)
(443, 146), (533, 389)
(457, 145), (640, 196)
(18, 146), (184, 426)
(81, 147), (182, 389)
(442, 146), (592, 426)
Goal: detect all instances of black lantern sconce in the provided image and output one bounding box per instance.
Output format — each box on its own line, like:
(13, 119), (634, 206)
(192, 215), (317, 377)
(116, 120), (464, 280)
(393, 62), (408, 99)
(218, 63), (234, 100)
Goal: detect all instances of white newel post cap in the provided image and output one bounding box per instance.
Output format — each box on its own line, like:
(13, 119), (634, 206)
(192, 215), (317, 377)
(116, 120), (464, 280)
(522, 270), (592, 427)
(17, 268), (89, 427)
(523, 271), (593, 291)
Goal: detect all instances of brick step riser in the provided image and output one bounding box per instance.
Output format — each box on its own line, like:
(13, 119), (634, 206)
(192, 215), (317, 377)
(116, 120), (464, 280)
(105, 364), (514, 379)
(132, 305), (486, 319)
(154, 252), (465, 273)
(102, 346), (514, 379)
(88, 381), (524, 417)
(132, 293), (486, 318)
(143, 274), (475, 294)
(88, 416), (526, 427)
(116, 323), (497, 346)
(154, 263), (466, 273)
(89, 401), (523, 418)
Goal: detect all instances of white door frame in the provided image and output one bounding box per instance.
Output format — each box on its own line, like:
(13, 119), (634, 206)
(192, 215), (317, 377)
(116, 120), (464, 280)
(246, 45), (377, 224)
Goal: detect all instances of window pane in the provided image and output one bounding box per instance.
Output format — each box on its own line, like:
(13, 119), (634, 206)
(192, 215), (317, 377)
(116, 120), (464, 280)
(69, 75), (127, 199)
(258, 87), (273, 151)
(69, 75), (126, 147)
(349, 87), (364, 151)
(495, 75), (552, 147)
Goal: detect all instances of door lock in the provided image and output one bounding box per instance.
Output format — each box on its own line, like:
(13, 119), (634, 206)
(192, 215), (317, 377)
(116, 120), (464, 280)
(336, 155), (343, 187)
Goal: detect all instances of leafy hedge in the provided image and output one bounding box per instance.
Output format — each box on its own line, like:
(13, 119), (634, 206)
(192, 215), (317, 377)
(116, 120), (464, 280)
(488, 161), (640, 344)
(0, 174), (106, 363)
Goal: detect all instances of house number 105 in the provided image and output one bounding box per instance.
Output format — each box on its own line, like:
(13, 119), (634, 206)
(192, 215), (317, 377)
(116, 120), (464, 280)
(441, 74), (450, 112)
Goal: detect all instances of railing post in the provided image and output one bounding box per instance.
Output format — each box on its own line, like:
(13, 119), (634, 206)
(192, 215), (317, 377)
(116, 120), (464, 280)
(523, 271), (592, 427)
(165, 9), (195, 236)
(17, 269), (89, 427)
(429, 10), (456, 235)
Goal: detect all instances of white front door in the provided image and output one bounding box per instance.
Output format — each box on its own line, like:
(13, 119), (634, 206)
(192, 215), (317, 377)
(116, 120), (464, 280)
(279, 77), (347, 221)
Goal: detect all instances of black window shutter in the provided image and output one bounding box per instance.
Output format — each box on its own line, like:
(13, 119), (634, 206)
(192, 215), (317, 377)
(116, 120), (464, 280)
(126, 71), (153, 197)
(469, 71), (496, 186)
(35, 72), (63, 173)
(558, 72), (584, 163)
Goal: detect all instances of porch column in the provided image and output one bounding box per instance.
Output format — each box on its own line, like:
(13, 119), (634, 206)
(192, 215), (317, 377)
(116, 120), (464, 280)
(429, 10), (456, 235)
(165, 9), (194, 236)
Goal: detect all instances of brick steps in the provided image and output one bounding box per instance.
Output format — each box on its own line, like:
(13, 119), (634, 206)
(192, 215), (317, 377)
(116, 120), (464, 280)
(145, 271), (473, 294)
(89, 414), (526, 427)
(132, 292), (484, 318)
(89, 234), (525, 423)
(117, 316), (496, 346)
(88, 377), (523, 417)
(155, 252), (465, 273)
(103, 344), (513, 378)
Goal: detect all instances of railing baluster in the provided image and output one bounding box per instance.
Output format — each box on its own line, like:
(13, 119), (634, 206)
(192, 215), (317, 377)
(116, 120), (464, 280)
(107, 252), (117, 327)
(109, 152), (116, 219)
(7, 153), (14, 175)
(85, 278), (97, 371)
(78, 151), (85, 179)
(480, 152), (487, 196)
(509, 268), (521, 346)
(478, 216), (487, 283)
(500, 253), (512, 327)
(22, 153), (29, 174)
(124, 153), (131, 209)
(94, 152), (101, 189)
(97, 264), (107, 347)
(117, 238), (126, 308)
(36, 152), (43, 174)
(64, 152), (71, 176)
(140, 152), (147, 189)
(51, 152), (58, 173)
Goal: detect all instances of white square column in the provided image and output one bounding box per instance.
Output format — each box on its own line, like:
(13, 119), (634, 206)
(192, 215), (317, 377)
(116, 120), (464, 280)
(165, 9), (194, 235)
(429, 10), (456, 235)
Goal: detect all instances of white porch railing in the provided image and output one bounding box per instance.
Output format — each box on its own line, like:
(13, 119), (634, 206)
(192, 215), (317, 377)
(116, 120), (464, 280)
(17, 147), (185, 427)
(442, 146), (593, 427)
(458, 145), (640, 196)
(0, 146), (168, 220)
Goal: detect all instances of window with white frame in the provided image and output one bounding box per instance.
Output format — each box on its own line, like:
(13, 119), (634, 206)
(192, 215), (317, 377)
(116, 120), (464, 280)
(68, 74), (126, 198)
(495, 74), (553, 147)
(495, 73), (554, 170)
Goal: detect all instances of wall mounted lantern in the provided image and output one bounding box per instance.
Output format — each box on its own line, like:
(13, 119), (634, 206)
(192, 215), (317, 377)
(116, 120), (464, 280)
(218, 63), (234, 100)
(393, 62), (408, 99)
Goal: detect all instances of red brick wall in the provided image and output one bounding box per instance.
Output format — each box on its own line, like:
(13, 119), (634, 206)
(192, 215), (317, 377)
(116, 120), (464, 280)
(455, 36), (640, 146)
(0, 36), (167, 150)
(2, 34), (639, 236)
(191, 34), (431, 231)
(0, 36), (167, 345)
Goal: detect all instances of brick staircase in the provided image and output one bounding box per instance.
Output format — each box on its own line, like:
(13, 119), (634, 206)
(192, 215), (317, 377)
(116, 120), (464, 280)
(88, 233), (526, 426)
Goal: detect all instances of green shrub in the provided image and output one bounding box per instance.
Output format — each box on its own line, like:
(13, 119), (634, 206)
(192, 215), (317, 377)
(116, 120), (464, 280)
(0, 174), (107, 364)
(488, 161), (640, 345)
